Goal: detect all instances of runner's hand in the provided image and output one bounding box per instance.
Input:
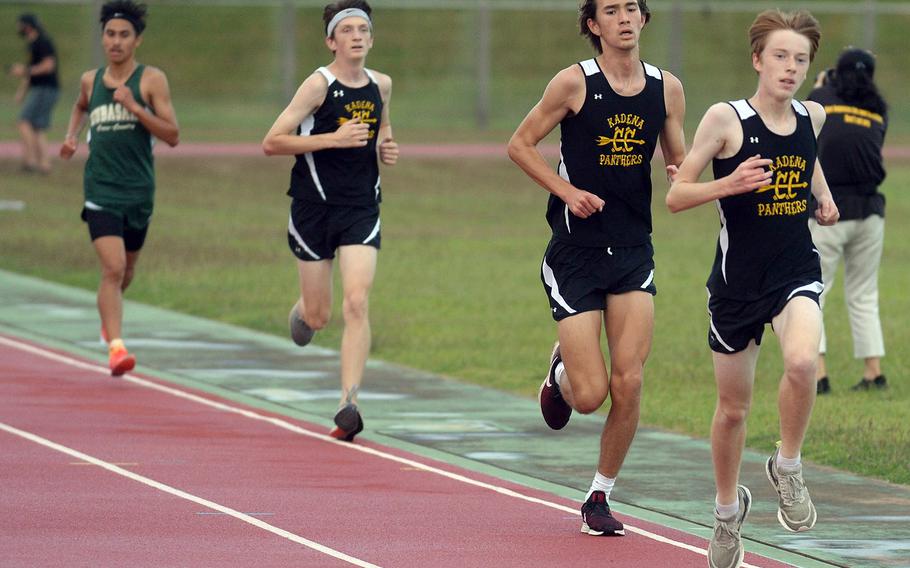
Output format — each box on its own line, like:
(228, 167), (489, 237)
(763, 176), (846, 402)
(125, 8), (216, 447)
(334, 117), (370, 148)
(112, 85), (138, 113)
(666, 164), (679, 183)
(724, 154), (772, 196)
(566, 189), (605, 219)
(379, 137), (398, 165)
(815, 194), (840, 226)
(60, 136), (78, 159)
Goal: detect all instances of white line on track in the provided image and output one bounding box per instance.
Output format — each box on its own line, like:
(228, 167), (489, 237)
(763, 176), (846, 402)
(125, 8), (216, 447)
(0, 420), (380, 568)
(0, 335), (768, 568)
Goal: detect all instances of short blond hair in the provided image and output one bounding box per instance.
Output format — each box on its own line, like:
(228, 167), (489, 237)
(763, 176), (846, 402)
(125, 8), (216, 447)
(749, 9), (820, 62)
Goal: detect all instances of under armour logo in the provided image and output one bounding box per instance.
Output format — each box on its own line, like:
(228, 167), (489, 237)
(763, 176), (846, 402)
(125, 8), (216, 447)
(594, 93), (603, 100)
(750, 136), (759, 143)
(333, 89), (344, 98)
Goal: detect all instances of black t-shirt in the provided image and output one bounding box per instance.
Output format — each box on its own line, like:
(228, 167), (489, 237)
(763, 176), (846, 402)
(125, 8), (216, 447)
(28, 34), (58, 88)
(808, 84), (886, 219)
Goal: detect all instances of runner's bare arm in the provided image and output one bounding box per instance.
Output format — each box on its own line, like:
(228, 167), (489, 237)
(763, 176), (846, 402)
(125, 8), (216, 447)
(60, 70), (93, 159)
(508, 66), (604, 219)
(658, 70), (687, 172)
(667, 103), (772, 212)
(262, 72), (370, 156)
(375, 71), (398, 166)
(803, 100), (838, 225)
(118, 66), (179, 147)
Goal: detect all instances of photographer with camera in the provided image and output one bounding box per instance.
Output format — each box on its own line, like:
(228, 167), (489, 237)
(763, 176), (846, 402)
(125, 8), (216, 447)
(808, 48), (890, 394)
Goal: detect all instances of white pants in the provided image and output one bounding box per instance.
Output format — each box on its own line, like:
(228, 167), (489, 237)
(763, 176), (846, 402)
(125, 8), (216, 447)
(810, 216), (885, 358)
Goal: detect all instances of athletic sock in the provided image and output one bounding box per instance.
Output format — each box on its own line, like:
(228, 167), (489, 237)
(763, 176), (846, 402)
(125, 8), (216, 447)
(715, 496), (740, 520)
(776, 451), (801, 471)
(109, 338), (125, 353)
(585, 471), (615, 502)
(554, 361), (566, 387)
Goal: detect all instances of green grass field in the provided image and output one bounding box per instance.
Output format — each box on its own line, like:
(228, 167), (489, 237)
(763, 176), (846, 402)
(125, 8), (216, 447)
(2, 3), (910, 143)
(1, 154), (907, 484)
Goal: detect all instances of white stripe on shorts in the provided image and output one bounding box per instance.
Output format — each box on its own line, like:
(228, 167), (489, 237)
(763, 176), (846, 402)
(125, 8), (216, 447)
(541, 257), (577, 315)
(287, 214), (321, 260)
(362, 217), (381, 244)
(640, 269), (654, 289)
(706, 288), (735, 353)
(786, 281), (824, 301)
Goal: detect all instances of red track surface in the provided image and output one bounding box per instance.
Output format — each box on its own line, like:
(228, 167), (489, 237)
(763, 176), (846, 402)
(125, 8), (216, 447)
(0, 336), (794, 567)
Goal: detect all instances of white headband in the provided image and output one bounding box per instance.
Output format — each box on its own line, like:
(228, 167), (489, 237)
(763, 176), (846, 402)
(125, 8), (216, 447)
(326, 8), (372, 38)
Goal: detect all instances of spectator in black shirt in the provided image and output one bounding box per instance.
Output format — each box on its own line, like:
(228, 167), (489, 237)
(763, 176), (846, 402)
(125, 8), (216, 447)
(8, 13), (59, 173)
(808, 47), (889, 394)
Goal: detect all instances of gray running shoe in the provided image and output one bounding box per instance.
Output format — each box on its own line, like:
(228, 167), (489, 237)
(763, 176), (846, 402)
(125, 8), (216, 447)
(708, 485), (752, 568)
(766, 443), (817, 532)
(288, 302), (315, 346)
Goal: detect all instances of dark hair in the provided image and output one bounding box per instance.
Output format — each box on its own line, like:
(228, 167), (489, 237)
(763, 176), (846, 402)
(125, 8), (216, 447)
(749, 9), (820, 62)
(100, 1), (147, 35)
(578, 0), (650, 54)
(17, 13), (42, 31)
(323, 0), (372, 37)
(831, 48), (887, 116)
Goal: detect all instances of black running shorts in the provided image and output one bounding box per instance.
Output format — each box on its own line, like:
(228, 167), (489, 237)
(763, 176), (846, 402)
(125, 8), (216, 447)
(82, 208), (149, 252)
(287, 199), (381, 261)
(540, 239), (656, 321)
(707, 280), (823, 354)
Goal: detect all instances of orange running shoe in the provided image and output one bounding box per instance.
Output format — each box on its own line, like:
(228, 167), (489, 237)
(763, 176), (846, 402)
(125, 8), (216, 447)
(109, 346), (136, 376)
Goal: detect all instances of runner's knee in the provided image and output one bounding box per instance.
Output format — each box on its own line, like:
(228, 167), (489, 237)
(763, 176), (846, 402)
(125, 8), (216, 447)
(783, 353), (816, 383)
(342, 291), (369, 322)
(572, 382), (609, 414)
(304, 306), (330, 330)
(716, 399), (750, 428)
(100, 263), (127, 285)
(608, 369), (643, 401)
(121, 267), (135, 291)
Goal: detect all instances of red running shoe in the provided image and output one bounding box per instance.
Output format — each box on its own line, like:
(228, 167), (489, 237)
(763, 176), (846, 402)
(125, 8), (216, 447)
(538, 343), (572, 430)
(581, 491), (625, 536)
(109, 346), (136, 377)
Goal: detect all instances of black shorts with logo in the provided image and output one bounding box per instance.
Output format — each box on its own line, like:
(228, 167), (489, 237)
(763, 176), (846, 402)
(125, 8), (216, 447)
(82, 208), (149, 252)
(707, 279), (823, 354)
(287, 199), (381, 261)
(540, 239), (656, 321)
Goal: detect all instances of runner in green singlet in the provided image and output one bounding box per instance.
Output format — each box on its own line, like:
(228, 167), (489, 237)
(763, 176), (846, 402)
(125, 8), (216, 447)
(60, 1), (179, 376)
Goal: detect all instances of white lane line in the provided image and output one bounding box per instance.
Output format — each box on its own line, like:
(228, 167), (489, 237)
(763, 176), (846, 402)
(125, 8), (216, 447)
(0, 335), (768, 568)
(0, 420), (380, 568)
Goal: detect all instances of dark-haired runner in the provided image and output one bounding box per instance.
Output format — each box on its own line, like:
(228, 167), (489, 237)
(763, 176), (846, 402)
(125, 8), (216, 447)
(60, 0), (179, 376)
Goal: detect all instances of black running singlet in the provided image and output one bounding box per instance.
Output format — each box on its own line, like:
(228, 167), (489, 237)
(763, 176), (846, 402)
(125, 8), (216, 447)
(288, 67), (383, 206)
(709, 99), (819, 300)
(549, 58), (667, 247)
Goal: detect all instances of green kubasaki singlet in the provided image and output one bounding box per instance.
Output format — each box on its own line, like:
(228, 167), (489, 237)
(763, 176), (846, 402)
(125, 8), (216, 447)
(83, 64), (155, 230)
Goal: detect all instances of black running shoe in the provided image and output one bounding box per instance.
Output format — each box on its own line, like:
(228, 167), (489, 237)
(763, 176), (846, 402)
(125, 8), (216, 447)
(539, 343), (572, 430)
(288, 302), (315, 347)
(580, 491), (624, 536)
(851, 375), (888, 391)
(816, 377), (831, 395)
(329, 402), (363, 442)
